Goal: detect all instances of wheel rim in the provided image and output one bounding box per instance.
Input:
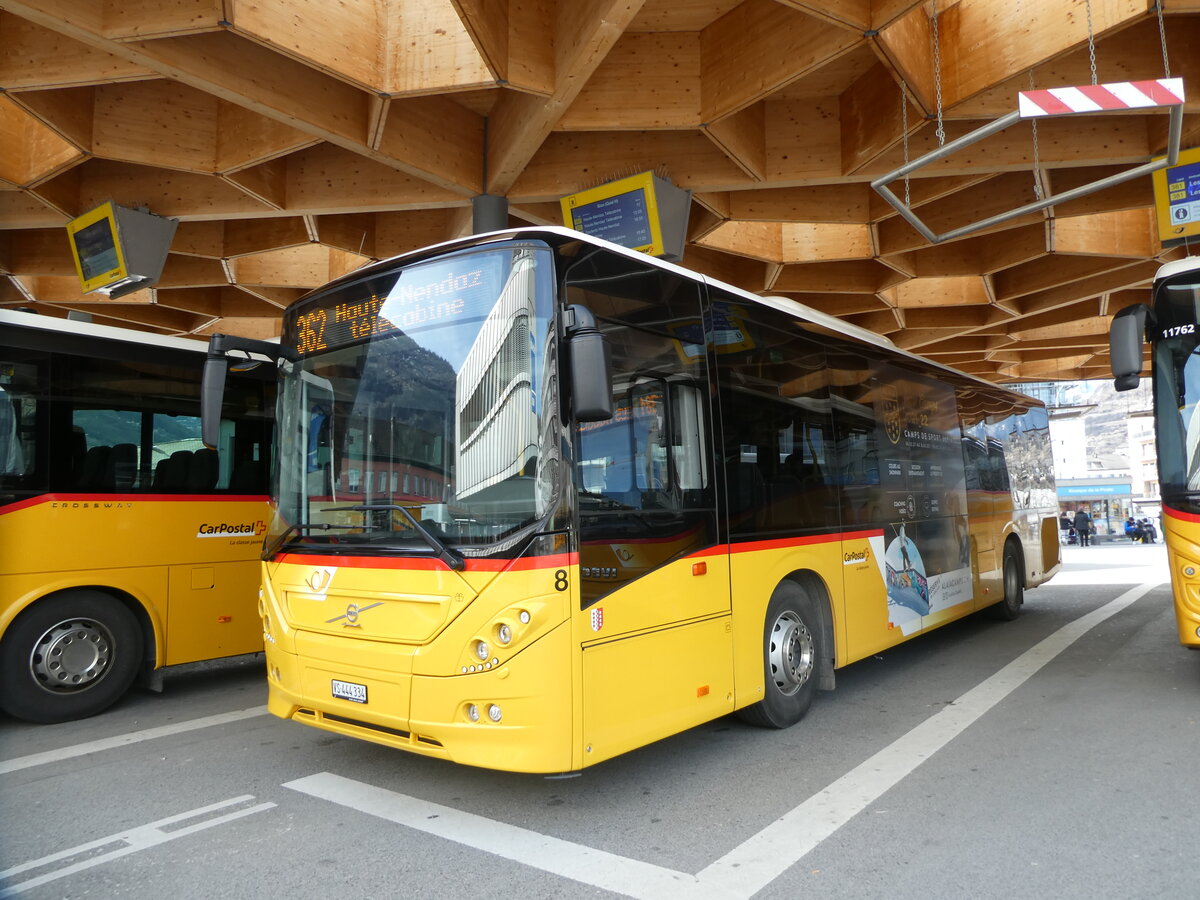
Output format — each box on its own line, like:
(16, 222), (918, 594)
(768, 609), (814, 696)
(28, 617), (115, 693)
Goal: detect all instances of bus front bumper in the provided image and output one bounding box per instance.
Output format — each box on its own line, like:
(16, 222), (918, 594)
(264, 621), (575, 773)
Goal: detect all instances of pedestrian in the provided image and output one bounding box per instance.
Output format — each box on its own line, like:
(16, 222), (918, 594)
(1140, 517), (1157, 543)
(1059, 511), (1071, 545)
(1073, 507), (1093, 546)
(1125, 516), (1146, 543)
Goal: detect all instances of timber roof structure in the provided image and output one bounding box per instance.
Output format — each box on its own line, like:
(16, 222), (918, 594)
(1, 0), (1198, 383)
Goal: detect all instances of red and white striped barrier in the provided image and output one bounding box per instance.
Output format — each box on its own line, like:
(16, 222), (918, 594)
(1018, 78), (1184, 118)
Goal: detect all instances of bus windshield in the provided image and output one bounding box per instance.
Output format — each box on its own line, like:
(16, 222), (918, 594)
(1152, 273), (1200, 501)
(272, 243), (559, 555)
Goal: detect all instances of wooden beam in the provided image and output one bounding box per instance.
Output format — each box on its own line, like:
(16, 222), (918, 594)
(384, 0), (492, 96)
(703, 102), (766, 180)
(0, 95), (85, 187)
(1014, 261), (1160, 317)
(782, 223), (873, 262)
(284, 144), (463, 214)
(2, 229), (76, 275)
(893, 275), (989, 308)
(0, 12), (154, 89)
(450, 0), (508, 82)
(840, 61), (921, 175)
(928, 0), (1145, 108)
(223, 217), (310, 258)
(993, 254), (1138, 303)
(728, 184), (870, 222)
(773, 258), (904, 293)
(216, 102), (318, 173)
(561, 33), (701, 130)
(484, 0), (647, 194)
(92, 80), (218, 174)
(9, 87), (95, 151)
(700, 0), (860, 122)
(695, 221), (780, 263)
(228, 0), (382, 91)
(1053, 209), (1157, 259)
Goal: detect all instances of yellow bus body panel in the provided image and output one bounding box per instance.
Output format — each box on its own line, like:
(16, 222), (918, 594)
(0, 495), (268, 667)
(1164, 510), (1200, 647)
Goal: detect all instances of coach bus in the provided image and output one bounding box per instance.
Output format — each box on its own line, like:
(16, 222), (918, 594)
(202, 227), (1060, 773)
(0, 309), (273, 722)
(1111, 255), (1200, 646)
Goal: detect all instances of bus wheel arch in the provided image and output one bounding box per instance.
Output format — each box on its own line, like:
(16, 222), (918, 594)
(990, 537), (1025, 621)
(736, 572), (834, 729)
(0, 588), (147, 723)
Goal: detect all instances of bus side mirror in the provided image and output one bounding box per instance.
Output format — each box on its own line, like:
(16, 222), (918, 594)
(1110, 304), (1149, 392)
(564, 305), (613, 423)
(201, 351), (228, 449)
(201, 333), (286, 448)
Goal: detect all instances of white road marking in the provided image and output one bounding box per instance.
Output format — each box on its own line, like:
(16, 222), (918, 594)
(0, 706), (268, 776)
(283, 772), (708, 898)
(0, 794), (275, 896)
(285, 580), (1163, 898)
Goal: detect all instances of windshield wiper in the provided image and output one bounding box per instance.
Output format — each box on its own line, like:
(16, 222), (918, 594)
(322, 504), (465, 571)
(263, 521), (343, 559)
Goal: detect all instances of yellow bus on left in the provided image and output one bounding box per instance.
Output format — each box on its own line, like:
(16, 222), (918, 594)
(0, 309), (274, 722)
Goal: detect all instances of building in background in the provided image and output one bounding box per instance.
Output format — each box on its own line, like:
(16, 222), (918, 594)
(1023, 380), (1157, 538)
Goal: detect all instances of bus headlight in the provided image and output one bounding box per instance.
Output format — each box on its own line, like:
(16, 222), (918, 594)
(487, 704), (502, 722)
(474, 640), (490, 661)
(496, 623), (512, 645)
(467, 703), (480, 722)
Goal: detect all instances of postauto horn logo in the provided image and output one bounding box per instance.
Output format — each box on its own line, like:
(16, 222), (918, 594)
(196, 519), (267, 538)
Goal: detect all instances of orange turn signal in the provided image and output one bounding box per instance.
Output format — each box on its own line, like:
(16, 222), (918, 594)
(692, 561), (707, 576)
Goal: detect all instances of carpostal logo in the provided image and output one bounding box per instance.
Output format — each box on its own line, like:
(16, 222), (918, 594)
(843, 547), (871, 566)
(197, 519), (267, 538)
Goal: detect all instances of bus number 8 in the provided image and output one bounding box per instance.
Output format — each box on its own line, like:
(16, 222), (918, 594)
(554, 570), (569, 592)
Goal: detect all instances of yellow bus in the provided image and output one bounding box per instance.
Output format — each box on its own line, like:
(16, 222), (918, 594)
(0, 309), (273, 722)
(1111, 255), (1200, 646)
(203, 228), (1060, 773)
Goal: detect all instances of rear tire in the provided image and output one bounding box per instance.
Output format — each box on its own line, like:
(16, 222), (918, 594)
(0, 592), (142, 723)
(737, 581), (821, 728)
(989, 544), (1024, 621)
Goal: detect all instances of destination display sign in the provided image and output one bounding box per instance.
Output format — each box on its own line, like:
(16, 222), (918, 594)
(290, 252), (506, 357)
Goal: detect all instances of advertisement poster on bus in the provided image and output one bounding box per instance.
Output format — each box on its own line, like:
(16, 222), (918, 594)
(872, 365), (972, 635)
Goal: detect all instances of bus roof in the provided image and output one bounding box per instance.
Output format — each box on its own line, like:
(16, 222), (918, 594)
(0, 308), (215, 355)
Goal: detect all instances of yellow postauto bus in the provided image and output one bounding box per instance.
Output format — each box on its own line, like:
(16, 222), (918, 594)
(0, 309), (273, 722)
(203, 228), (1060, 773)
(1111, 255), (1200, 646)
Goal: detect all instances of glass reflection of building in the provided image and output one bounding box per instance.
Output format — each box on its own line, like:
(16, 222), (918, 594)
(455, 249), (538, 499)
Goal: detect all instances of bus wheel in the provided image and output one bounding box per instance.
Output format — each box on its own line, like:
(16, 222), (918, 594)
(990, 544), (1024, 621)
(737, 581), (820, 728)
(0, 592), (142, 723)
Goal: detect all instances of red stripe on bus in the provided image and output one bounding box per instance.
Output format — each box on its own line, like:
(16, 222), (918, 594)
(0, 492), (269, 514)
(275, 551), (578, 572)
(1164, 506), (1200, 524)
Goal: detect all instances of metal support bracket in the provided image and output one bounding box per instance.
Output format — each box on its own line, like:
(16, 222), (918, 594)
(871, 79), (1186, 244)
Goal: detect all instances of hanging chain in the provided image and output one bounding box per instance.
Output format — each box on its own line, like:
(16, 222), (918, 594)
(901, 82), (911, 207)
(1156, 1), (1171, 78)
(1028, 71), (1043, 200)
(931, 0), (945, 146)
(1085, 0), (1098, 84)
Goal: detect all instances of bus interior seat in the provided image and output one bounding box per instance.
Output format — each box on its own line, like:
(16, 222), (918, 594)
(187, 447), (219, 492)
(77, 445), (111, 490)
(154, 450), (192, 492)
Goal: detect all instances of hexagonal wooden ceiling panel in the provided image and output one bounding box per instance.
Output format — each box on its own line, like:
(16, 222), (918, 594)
(2, 0), (1199, 383)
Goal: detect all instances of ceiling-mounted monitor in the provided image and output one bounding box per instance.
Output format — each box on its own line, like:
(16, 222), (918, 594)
(560, 171), (691, 262)
(66, 201), (178, 298)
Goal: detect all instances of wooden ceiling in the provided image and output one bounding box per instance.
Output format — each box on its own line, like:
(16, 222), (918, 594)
(2, 0), (1198, 383)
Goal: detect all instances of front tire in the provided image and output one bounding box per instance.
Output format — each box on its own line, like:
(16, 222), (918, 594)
(0, 592), (142, 723)
(737, 581), (821, 728)
(989, 544), (1024, 621)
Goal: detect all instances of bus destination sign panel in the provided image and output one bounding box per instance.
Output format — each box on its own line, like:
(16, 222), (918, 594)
(293, 255), (504, 357)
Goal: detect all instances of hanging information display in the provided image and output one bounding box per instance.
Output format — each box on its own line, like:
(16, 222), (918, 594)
(560, 171), (691, 262)
(1153, 146), (1200, 247)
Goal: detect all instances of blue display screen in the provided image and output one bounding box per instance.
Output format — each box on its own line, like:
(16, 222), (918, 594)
(569, 189), (653, 250)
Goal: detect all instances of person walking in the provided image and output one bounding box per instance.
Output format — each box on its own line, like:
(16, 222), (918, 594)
(1073, 507), (1093, 547)
(1059, 511), (1072, 545)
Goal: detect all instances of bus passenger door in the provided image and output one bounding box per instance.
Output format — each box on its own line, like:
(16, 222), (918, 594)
(566, 262), (732, 765)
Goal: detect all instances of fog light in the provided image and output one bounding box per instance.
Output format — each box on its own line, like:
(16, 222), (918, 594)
(519, 610), (531, 624)
(467, 703), (480, 722)
(1185, 566), (1196, 577)
(497, 623), (512, 645)
(475, 640), (489, 660)
(487, 704), (502, 722)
